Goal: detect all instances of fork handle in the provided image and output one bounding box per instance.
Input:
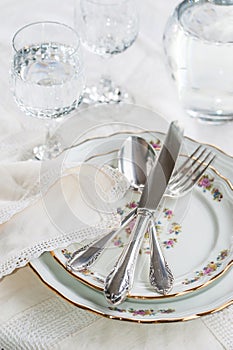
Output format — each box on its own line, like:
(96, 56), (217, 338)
(149, 219), (174, 294)
(67, 208), (137, 271)
(104, 209), (152, 305)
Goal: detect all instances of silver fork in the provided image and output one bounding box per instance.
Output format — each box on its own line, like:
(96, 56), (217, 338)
(67, 145), (215, 272)
(166, 145), (215, 197)
(149, 146), (215, 294)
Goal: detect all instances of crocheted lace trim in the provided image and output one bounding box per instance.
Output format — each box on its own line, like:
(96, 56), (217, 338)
(0, 164), (129, 279)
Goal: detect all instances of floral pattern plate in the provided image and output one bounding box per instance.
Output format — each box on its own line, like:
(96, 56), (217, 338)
(30, 104), (233, 322)
(52, 130), (233, 299)
(30, 251), (233, 323)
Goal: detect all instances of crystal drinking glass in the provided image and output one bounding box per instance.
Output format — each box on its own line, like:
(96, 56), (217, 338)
(163, 0), (233, 123)
(11, 21), (85, 160)
(77, 0), (139, 104)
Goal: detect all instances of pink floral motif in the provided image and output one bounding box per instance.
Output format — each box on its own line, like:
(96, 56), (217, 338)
(198, 175), (213, 190)
(126, 201), (138, 209)
(115, 200), (182, 251)
(163, 208), (173, 220)
(125, 217), (136, 235)
(112, 236), (124, 247)
(150, 139), (161, 150)
(198, 174), (223, 201)
(117, 198), (139, 217)
(163, 238), (178, 249)
(182, 249), (229, 285)
(108, 307), (175, 316)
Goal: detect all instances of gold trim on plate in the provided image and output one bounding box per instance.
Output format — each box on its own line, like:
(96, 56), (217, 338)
(51, 250), (233, 300)
(61, 128), (233, 160)
(29, 128), (233, 322)
(50, 149), (233, 299)
(62, 129), (233, 189)
(29, 260), (233, 324)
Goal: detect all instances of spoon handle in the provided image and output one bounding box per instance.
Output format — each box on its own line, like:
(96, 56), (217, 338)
(104, 209), (152, 305)
(66, 208), (137, 271)
(149, 219), (174, 294)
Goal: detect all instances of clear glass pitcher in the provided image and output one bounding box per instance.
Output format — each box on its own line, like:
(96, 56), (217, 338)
(163, 0), (233, 123)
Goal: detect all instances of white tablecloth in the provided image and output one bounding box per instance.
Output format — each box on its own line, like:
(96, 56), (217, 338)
(0, 0), (232, 349)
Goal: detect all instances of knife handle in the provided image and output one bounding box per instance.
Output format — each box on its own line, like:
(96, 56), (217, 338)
(66, 208), (137, 271)
(104, 209), (152, 305)
(149, 219), (174, 294)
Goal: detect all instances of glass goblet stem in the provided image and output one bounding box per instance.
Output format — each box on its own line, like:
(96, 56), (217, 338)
(33, 119), (62, 161)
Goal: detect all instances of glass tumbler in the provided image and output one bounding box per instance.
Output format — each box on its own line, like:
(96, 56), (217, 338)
(163, 0), (233, 123)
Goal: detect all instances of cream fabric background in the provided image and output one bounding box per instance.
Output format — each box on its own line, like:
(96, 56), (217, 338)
(0, 0), (232, 349)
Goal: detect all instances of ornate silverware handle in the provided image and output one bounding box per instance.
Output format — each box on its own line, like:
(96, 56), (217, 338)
(149, 219), (174, 294)
(67, 208), (137, 271)
(104, 209), (152, 305)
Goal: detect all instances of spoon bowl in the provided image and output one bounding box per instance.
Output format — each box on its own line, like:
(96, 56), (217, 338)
(118, 136), (156, 191)
(67, 133), (214, 275)
(67, 135), (155, 271)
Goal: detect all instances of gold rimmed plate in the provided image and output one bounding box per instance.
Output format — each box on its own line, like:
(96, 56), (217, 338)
(30, 251), (233, 323)
(52, 127), (233, 299)
(30, 104), (233, 322)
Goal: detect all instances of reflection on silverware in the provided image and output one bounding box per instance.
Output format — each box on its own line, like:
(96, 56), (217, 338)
(67, 135), (215, 279)
(149, 145), (216, 294)
(104, 121), (183, 304)
(149, 219), (174, 294)
(66, 136), (152, 271)
(168, 145), (216, 197)
(66, 209), (136, 271)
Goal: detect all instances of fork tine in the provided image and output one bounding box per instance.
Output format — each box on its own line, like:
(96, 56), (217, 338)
(190, 154), (216, 184)
(174, 153), (216, 193)
(177, 150), (212, 186)
(170, 145), (202, 181)
(169, 146), (208, 187)
(169, 146), (208, 186)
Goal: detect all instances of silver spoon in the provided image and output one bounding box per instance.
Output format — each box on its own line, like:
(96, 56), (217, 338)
(66, 136), (154, 272)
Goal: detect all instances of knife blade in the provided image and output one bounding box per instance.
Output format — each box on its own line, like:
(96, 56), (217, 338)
(139, 121), (183, 210)
(104, 120), (183, 305)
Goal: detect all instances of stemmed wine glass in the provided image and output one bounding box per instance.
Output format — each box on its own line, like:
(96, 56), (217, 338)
(77, 0), (139, 104)
(11, 21), (85, 161)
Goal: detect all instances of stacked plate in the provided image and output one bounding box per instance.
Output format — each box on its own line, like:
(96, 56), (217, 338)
(30, 105), (233, 323)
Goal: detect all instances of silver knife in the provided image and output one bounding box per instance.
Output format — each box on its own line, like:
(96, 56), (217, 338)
(104, 120), (183, 305)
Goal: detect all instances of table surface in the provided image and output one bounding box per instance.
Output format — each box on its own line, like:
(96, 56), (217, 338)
(0, 0), (232, 349)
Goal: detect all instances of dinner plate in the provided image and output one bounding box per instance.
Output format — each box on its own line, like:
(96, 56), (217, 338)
(52, 130), (233, 299)
(30, 104), (233, 322)
(30, 251), (233, 323)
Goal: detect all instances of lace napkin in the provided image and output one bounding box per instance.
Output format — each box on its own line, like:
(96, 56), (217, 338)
(0, 156), (128, 279)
